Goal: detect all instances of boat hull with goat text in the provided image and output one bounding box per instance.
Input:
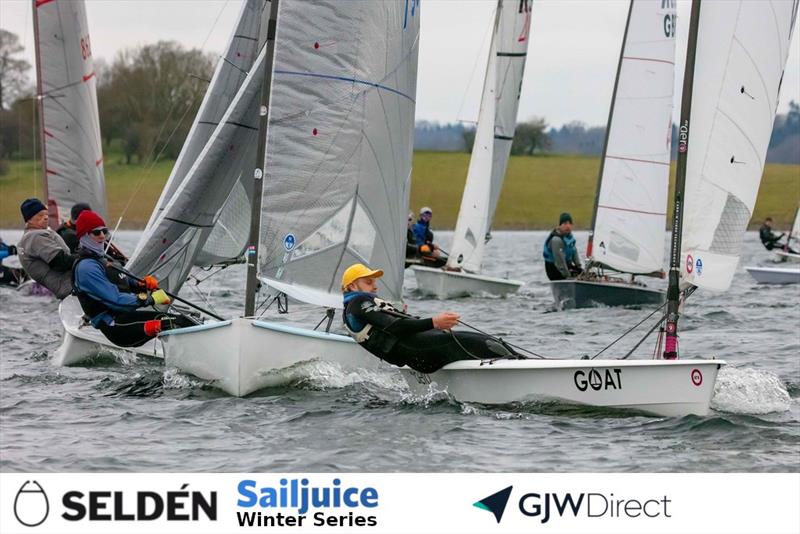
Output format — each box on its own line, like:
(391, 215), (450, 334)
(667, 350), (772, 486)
(401, 358), (723, 417)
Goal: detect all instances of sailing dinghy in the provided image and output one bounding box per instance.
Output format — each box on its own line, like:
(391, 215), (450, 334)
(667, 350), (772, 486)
(152, 0), (421, 396)
(412, 0), (529, 299)
(55, 0), (268, 365)
(404, 0), (798, 417)
(745, 206), (800, 283)
(549, 0), (675, 310)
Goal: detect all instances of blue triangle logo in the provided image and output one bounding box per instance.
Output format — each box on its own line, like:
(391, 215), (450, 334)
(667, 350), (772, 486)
(473, 485), (513, 523)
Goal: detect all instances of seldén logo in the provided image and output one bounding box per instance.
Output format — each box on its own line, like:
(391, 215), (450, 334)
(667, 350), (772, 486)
(473, 486), (513, 523)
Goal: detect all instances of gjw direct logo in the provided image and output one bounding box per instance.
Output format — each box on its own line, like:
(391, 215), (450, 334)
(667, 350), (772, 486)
(12, 479), (216, 527)
(474, 485), (672, 524)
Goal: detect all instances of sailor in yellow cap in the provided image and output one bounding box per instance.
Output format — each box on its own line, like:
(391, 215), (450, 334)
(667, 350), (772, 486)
(341, 263), (521, 373)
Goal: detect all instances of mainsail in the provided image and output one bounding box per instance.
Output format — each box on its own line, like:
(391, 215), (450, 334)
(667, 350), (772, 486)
(32, 0), (106, 227)
(789, 205), (800, 243)
(126, 0), (268, 292)
(679, 0), (799, 292)
(447, 0), (531, 273)
(257, 0), (421, 307)
(589, 0), (676, 275)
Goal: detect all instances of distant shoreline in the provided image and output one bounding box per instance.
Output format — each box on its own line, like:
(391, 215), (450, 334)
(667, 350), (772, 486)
(1, 151), (798, 230)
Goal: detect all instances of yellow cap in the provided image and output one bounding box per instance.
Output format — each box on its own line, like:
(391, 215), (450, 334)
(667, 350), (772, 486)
(341, 263), (383, 291)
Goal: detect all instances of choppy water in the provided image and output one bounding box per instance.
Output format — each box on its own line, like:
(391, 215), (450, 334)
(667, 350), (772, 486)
(1, 230), (798, 472)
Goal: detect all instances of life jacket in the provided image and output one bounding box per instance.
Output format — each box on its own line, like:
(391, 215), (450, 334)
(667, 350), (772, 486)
(71, 249), (134, 321)
(543, 229), (577, 264)
(342, 291), (405, 350)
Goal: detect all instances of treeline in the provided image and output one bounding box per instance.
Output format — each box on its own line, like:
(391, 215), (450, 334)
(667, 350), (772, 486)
(0, 30), (214, 167)
(1, 27), (798, 170)
(416, 104), (800, 164)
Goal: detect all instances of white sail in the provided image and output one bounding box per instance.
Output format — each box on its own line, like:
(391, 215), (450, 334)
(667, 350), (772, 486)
(590, 0), (676, 274)
(126, 0), (267, 291)
(257, 0), (420, 305)
(680, 0), (799, 291)
(447, 0), (531, 272)
(33, 0), (106, 226)
(790, 205), (800, 242)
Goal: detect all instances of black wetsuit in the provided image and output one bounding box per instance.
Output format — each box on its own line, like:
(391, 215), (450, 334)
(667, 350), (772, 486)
(759, 224), (798, 253)
(343, 292), (519, 373)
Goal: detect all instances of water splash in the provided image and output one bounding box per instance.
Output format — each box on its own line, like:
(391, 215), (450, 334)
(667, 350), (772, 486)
(711, 367), (791, 414)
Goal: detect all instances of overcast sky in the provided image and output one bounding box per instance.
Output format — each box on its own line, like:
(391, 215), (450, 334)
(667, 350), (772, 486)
(2, 0), (799, 128)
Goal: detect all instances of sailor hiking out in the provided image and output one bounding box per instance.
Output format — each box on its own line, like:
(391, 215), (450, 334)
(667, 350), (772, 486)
(71, 210), (193, 347)
(759, 217), (798, 253)
(543, 212), (583, 281)
(341, 263), (522, 373)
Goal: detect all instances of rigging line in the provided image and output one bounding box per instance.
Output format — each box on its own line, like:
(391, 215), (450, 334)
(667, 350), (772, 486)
(455, 4), (498, 124)
(590, 301), (667, 360)
(619, 314), (666, 360)
(114, 0), (231, 223)
(456, 319), (547, 359)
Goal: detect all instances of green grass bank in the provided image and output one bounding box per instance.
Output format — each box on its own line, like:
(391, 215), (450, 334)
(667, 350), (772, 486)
(1, 152), (798, 230)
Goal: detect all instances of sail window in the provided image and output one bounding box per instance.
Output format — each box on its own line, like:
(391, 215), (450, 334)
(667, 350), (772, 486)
(709, 193), (750, 256)
(291, 198), (353, 260)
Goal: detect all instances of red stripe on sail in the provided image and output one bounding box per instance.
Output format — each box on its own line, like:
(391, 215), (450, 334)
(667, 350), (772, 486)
(45, 168), (59, 176)
(597, 205), (665, 216)
(82, 72), (96, 82)
(36, 0), (56, 7)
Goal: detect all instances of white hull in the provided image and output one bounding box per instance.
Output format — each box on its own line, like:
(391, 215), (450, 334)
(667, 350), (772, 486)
(745, 266), (800, 285)
(402, 359), (724, 417)
(160, 318), (380, 397)
(54, 296), (160, 366)
(774, 250), (800, 264)
(411, 265), (522, 299)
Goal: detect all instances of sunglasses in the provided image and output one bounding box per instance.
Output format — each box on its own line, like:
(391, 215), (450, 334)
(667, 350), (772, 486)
(90, 228), (109, 236)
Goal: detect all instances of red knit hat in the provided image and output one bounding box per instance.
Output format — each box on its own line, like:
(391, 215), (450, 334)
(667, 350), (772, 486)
(75, 210), (107, 238)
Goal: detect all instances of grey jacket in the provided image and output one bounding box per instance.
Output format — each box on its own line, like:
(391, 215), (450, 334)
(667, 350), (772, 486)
(18, 228), (74, 298)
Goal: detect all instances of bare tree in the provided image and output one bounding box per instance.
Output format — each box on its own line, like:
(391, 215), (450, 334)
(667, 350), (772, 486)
(0, 29), (31, 110)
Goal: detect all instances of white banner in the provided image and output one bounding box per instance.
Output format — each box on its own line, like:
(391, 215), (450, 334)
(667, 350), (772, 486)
(1, 473), (797, 534)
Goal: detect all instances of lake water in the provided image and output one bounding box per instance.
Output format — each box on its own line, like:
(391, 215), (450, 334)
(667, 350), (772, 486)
(1, 230), (798, 472)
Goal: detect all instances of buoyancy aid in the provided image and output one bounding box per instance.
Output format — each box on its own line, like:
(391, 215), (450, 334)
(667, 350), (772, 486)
(72, 250), (137, 322)
(343, 291), (407, 352)
(542, 229), (578, 264)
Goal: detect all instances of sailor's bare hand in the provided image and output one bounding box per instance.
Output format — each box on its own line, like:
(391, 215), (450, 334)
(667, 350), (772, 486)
(432, 312), (460, 330)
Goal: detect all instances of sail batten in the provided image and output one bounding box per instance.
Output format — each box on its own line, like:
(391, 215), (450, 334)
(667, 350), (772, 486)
(256, 0), (420, 304)
(589, 0), (677, 275)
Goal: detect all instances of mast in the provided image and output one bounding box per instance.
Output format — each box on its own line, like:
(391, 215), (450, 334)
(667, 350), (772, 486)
(244, 0), (280, 317)
(31, 0), (50, 227)
(663, 0), (701, 360)
(587, 0), (634, 261)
